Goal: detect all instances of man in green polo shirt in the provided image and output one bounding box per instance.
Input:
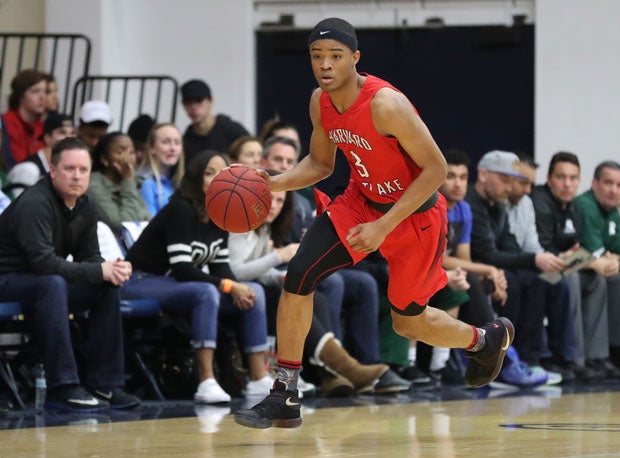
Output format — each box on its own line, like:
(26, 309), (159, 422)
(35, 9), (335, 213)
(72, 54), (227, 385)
(574, 160), (620, 362)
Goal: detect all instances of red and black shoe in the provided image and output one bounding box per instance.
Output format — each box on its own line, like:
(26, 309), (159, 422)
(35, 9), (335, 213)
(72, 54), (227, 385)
(464, 317), (515, 388)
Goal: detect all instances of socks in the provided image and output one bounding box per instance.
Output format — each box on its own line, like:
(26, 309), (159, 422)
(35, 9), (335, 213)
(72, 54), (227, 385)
(466, 326), (486, 352)
(276, 359), (301, 391)
(430, 347), (451, 372)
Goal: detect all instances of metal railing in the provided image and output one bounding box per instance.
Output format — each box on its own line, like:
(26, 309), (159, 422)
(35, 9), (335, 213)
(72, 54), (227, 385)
(71, 75), (179, 131)
(0, 33), (91, 114)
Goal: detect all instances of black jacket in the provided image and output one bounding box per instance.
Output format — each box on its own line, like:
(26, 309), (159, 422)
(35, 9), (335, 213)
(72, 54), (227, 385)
(0, 175), (103, 284)
(183, 114), (249, 163)
(530, 184), (581, 255)
(465, 186), (536, 270)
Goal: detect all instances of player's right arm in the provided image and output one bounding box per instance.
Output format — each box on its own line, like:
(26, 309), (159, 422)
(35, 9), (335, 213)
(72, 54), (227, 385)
(267, 89), (337, 193)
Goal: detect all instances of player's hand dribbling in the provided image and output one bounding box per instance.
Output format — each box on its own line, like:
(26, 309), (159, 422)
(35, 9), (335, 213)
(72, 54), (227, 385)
(346, 221), (388, 254)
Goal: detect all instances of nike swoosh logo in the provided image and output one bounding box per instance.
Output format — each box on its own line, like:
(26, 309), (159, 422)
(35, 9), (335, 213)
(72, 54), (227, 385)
(421, 225), (432, 231)
(95, 390), (113, 400)
(285, 397), (300, 407)
(319, 30), (330, 35)
(501, 328), (510, 351)
(68, 398), (101, 406)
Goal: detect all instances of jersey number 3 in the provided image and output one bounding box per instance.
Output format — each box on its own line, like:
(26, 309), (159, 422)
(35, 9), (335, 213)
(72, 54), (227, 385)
(351, 151), (369, 178)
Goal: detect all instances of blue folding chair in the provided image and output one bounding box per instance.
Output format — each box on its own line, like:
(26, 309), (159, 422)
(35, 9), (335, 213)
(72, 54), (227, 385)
(98, 222), (165, 400)
(0, 302), (27, 409)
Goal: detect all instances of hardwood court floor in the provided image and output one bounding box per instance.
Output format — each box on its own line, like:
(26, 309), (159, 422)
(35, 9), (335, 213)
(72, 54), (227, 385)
(1, 383), (620, 457)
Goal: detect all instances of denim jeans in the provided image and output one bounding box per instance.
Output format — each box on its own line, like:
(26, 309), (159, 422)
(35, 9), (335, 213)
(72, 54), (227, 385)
(501, 269), (547, 365)
(0, 273), (125, 389)
(121, 273), (268, 354)
(319, 269), (382, 364)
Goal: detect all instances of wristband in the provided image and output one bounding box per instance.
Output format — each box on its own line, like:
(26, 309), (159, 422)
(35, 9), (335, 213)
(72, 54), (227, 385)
(221, 278), (233, 293)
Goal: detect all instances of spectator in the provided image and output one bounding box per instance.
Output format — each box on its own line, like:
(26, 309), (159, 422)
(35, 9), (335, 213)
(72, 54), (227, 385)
(531, 152), (616, 378)
(76, 100), (112, 151)
(440, 149), (508, 305)
(227, 136), (263, 169)
(260, 135), (312, 248)
(138, 123), (185, 216)
(127, 114), (155, 167)
(0, 137), (140, 412)
(44, 74), (59, 117)
(259, 118), (301, 152)
(123, 151), (272, 403)
(504, 153), (589, 382)
(227, 171), (408, 395)
(422, 149), (546, 387)
(465, 150), (565, 369)
(7, 113), (74, 198)
(88, 132), (151, 235)
(573, 160), (620, 363)
(180, 79), (249, 163)
(1, 69), (47, 166)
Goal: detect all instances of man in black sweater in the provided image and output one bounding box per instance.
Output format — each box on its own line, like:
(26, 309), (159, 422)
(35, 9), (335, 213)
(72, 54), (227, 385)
(180, 79), (249, 163)
(531, 152), (619, 377)
(0, 137), (140, 412)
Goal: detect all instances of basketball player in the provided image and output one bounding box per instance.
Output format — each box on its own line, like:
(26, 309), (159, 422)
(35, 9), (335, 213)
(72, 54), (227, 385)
(234, 17), (514, 429)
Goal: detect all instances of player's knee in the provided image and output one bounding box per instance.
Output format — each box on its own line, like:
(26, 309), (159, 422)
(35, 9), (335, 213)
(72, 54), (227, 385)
(283, 255), (315, 295)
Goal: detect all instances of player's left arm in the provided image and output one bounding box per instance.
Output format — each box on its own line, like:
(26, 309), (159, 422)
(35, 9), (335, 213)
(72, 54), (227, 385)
(372, 88), (446, 232)
(345, 89), (446, 253)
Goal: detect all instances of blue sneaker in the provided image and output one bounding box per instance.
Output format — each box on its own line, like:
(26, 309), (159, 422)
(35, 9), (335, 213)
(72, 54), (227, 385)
(497, 361), (548, 387)
(498, 346), (548, 387)
(530, 366), (562, 385)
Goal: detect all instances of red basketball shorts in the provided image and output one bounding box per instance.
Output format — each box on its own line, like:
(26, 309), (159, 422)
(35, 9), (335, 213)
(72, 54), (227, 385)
(326, 187), (448, 311)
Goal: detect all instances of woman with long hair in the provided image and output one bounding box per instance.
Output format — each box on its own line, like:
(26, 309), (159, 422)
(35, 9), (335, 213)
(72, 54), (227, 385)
(123, 151), (272, 403)
(138, 123), (185, 216)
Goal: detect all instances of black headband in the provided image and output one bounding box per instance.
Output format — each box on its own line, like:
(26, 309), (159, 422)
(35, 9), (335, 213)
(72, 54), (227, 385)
(307, 27), (358, 51)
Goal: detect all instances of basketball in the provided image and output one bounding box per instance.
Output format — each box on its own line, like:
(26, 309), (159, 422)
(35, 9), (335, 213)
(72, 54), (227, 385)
(205, 166), (272, 233)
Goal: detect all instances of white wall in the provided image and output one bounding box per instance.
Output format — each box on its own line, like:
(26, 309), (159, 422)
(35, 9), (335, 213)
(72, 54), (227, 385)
(536, 0), (620, 190)
(0, 0), (45, 110)
(32, 0), (620, 186)
(254, 0), (534, 28)
(45, 0), (255, 133)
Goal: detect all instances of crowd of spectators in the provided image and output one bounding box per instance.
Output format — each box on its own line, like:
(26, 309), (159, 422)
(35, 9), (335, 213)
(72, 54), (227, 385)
(1, 68), (620, 415)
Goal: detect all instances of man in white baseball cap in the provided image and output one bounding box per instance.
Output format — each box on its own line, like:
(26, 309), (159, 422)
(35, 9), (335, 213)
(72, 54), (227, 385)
(77, 100), (112, 150)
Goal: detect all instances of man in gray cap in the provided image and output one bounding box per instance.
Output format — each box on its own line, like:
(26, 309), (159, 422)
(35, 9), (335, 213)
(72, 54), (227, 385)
(466, 150), (564, 378)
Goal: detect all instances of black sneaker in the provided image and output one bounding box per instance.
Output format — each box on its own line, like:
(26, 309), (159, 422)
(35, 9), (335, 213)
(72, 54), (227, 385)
(372, 369), (411, 394)
(586, 359), (620, 378)
(464, 317), (515, 388)
(90, 387), (141, 409)
(539, 359), (577, 383)
(393, 364), (437, 391)
(233, 380), (302, 429)
(45, 384), (110, 413)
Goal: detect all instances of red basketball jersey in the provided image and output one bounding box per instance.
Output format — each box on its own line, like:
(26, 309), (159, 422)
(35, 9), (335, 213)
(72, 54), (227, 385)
(319, 74), (422, 205)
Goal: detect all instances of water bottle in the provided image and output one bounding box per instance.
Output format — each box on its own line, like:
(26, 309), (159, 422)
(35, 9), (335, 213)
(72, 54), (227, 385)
(34, 366), (46, 413)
